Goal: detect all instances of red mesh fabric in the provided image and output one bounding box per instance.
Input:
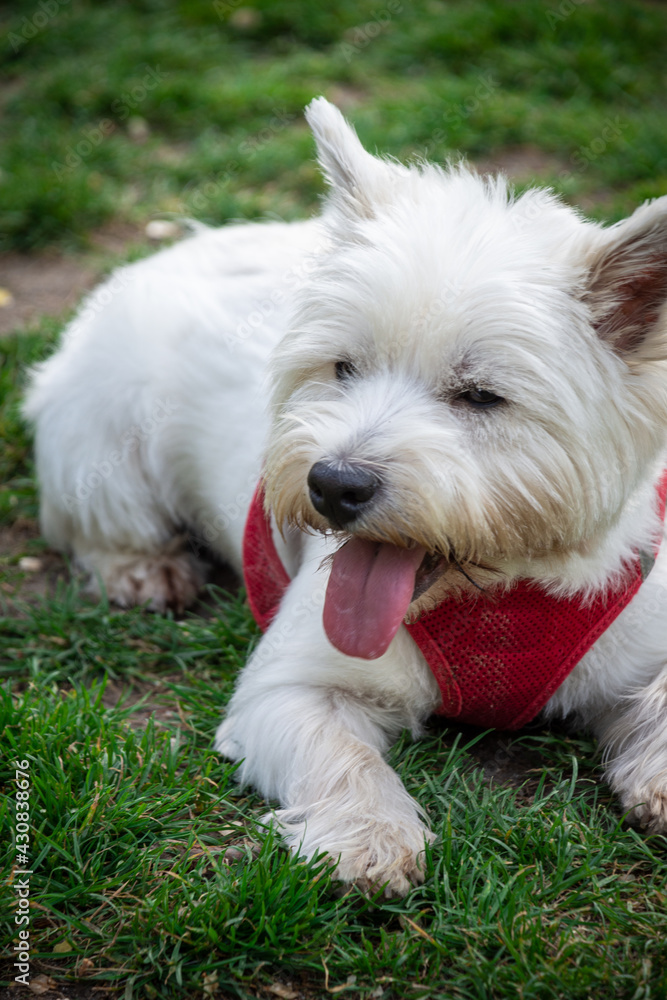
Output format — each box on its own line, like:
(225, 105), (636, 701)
(411, 576), (646, 730)
(243, 475), (667, 729)
(242, 484), (291, 632)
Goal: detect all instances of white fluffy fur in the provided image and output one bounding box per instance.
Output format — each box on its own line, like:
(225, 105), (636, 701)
(24, 98), (667, 894)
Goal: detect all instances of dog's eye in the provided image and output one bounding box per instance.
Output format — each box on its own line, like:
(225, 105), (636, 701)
(335, 360), (357, 381)
(457, 388), (505, 408)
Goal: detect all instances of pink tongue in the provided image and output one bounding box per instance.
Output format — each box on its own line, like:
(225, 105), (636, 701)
(323, 538), (426, 660)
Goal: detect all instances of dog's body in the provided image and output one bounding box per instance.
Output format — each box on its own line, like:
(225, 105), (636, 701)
(25, 100), (667, 893)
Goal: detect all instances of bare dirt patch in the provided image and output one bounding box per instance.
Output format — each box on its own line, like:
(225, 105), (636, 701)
(100, 673), (185, 727)
(0, 513), (239, 614)
(466, 728), (549, 796)
(0, 970), (115, 1000)
(474, 145), (566, 182)
(0, 253), (98, 336)
(0, 518), (68, 615)
(0, 221), (147, 336)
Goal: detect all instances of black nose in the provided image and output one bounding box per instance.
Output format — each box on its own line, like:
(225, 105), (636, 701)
(307, 461), (380, 527)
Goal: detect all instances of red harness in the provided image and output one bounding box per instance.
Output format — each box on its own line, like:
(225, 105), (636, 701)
(243, 477), (667, 730)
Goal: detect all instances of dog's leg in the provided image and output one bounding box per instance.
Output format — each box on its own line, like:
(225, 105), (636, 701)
(216, 552), (441, 895)
(595, 665), (667, 831)
(36, 470), (204, 612)
(72, 538), (204, 613)
(219, 682), (434, 895)
(26, 346), (212, 612)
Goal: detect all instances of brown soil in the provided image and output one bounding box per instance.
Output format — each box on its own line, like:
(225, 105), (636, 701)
(0, 518), (69, 614)
(0, 969), (115, 1000)
(474, 145), (566, 182)
(0, 515), (239, 617)
(0, 253), (98, 335)
(0, 222), (147, 336)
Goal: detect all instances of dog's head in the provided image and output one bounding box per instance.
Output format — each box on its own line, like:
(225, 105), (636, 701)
(263, 98), (667, 658)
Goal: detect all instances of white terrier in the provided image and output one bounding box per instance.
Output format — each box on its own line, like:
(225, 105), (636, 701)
(25, 99), (667, 895)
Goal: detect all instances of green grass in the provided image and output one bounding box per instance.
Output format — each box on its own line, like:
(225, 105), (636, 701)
(3, 1), (667, 996)
(0, 322), (61, 524)
(3, 595), (667, 998)
(2, 0), (667, 251)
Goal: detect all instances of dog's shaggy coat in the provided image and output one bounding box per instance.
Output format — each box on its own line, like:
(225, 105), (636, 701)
(25, 99), (667, 893)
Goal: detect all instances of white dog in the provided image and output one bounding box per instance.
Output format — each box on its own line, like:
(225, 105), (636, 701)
(25, 99), (667, 895)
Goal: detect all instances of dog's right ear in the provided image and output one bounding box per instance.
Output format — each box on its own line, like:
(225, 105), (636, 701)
(585, 197), (667, 364)
(305, 97), (406, 222)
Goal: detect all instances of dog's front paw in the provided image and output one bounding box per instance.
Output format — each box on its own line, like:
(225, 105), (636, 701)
(617, 781), (667, 833)
(214, 717), (244, 762)
(271, 808), (434, 897)
(333, 822), (435, 897)
(84, 548), (204, 612)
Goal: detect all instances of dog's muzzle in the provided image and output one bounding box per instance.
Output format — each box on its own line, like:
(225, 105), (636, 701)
(307, 461), (380, 527)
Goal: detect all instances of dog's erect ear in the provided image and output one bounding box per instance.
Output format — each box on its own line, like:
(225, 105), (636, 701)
(305, 97), (405, 220)
(585, 197), (667, 360)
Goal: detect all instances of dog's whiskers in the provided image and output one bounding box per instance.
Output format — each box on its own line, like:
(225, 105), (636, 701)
(454, 559), (488, 593)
